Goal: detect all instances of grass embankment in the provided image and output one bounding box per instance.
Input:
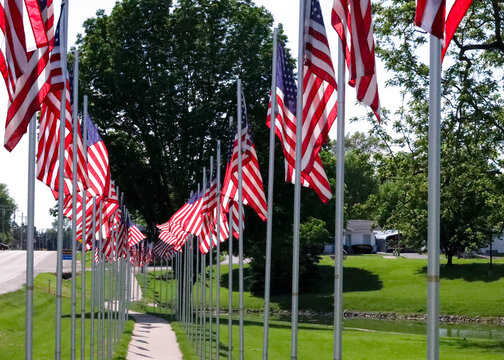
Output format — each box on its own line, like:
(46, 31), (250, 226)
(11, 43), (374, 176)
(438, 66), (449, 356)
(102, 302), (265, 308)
(140, 255), (504, 317)
(171, 316), (504, 360)
(0, 271), (134, 359)
(134, 303), (504, 360)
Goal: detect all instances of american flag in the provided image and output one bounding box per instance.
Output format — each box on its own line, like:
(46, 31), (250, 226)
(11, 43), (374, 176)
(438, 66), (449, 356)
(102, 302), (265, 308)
(221, 91), (267, 230)
(267, 41), (333, 203)
(415, 0), (474, 59)
(1, 0), (53, 151)
(128, 219), (146, 248)
(84, 114), (111, 197)
(300, 0), (338, 174)
(181, 191), (204, 237)
(36, 6), (89, 198)
(153, 240), (174, 260)
(332, 0), (381, 121)
(199, 179), (229, 254)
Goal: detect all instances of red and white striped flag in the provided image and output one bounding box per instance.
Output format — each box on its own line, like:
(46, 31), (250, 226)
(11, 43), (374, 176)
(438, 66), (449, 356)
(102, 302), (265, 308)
(332, 0), (381, 121)
(300, 0), (338, 174)
(267, 41), (333, 203)
(221, 92), (267, 226)
(128, 221), (146, 248)
(415, 0), (474, 59)
(1, 0), (53, 151)
(36, 8), (89, 198)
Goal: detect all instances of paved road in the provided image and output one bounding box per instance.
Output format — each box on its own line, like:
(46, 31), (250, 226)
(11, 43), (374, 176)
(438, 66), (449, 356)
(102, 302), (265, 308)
(0, 250), (73, 295)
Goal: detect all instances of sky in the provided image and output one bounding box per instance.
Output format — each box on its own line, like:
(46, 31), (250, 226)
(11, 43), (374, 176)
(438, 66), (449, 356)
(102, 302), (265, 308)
(0, 0), (401, 230)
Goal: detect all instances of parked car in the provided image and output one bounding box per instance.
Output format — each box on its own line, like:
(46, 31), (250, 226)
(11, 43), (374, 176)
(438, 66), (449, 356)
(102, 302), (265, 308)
(0, 243), (9, 250)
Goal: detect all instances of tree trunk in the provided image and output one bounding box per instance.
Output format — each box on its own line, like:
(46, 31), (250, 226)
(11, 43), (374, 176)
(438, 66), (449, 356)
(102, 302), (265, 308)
(446, 252), (453, 266)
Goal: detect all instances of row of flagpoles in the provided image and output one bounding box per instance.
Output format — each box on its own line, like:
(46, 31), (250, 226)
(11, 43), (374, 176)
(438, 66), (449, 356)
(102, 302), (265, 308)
(1, 0), (475, 359)
(0, 1), (156, 359)
(165, 1), (475, 360)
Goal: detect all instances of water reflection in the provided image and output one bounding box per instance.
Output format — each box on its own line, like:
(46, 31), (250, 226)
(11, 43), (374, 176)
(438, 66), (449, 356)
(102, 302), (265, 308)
(262, 313), (504, 341)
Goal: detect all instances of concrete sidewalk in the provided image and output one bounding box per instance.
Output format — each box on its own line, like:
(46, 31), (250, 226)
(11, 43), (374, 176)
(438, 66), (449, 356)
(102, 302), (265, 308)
(126, 312), (182, 360)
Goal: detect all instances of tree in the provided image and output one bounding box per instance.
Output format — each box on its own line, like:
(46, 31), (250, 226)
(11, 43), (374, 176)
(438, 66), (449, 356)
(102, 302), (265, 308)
(0, 183), (16, 244)
(78, 0), (276, 229)
(365, 0), (504, 265)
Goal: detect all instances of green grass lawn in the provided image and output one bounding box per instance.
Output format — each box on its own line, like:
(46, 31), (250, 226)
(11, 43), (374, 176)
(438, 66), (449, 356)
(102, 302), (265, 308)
(0, 271), (134, 359)
(142, 254), (504, 317)
(139, 308), (503, 360)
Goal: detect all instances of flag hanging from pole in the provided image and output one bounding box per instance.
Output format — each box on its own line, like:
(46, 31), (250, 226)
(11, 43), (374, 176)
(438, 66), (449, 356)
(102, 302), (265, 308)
(128, 220), (146, 248)
(36, 5), (89, 197)
(415, 0), (474, 59)
(1, 0), (53, 151)
(267, 41), (332, 203)
(300, 0), (338, 173)
(221, 91), (267, 227)
(332, 0), (381, 121)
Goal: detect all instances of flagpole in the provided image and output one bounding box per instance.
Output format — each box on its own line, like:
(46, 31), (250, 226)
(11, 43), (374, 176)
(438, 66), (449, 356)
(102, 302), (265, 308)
(99, 201), (105, 360)
(333, 31), (347, 360)
(228, 117), (234, 360)
(90, 196), (97, 359)
(427, 34), (441, 360)
(195, 235), (200, 356)
(216, 140), (221, 360)
(291, 1), (306, 358)
(71, 49), (79, 360)
(209, 156), (214, 360)
(202, 167), (207, 360)
(25, 113), (36, 360)
(263, 27), (278, 360)
(81, 95), (88, 360)
(227, 208), (233, 360)
(55, 2), (69, 358)
(236, 79), (245, 360)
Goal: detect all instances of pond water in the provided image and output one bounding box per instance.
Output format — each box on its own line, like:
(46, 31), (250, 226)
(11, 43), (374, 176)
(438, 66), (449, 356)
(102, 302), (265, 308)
(342, 318), (504, 340)
(261, 313), (504, 341)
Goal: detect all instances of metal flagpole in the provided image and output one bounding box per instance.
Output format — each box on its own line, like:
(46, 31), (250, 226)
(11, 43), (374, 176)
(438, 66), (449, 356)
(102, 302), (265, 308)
(202, 167), (207, 360)
(291, 1), (306, 358)
(55, 2), (69, 358)
(191, 237), (195, 342)
(334, 33), (346, 360)
(154, 252), (157, 310)
(263, 27), (279, 360)
(427, 34), (441, 360)
(227, 201), (233, 360)
(216, 140), (222, 360)
(236, 79), (245, 360)
(71, 49), (79, 360)
(81, 95), (88, 360)
(25, 113), (36, 360)
(209, 156), (214, 360)
(99, 202), (105, 360)
(90, 197), (97, 359)
(196, 235), (200, 356)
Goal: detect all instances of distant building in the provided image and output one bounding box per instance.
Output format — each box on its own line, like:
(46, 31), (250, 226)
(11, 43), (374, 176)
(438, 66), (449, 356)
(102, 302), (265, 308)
(345, 220), (379, 254)
(480, 235), (504, 255)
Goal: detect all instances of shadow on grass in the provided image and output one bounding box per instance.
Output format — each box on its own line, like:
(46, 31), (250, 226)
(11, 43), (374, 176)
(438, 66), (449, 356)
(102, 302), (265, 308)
(417, 263), (504, 282)
(442, 338), (504, 353)
(219, 265), (382, 312)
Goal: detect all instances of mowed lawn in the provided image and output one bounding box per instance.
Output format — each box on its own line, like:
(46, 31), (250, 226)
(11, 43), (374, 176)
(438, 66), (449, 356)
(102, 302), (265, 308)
(167, 313), (504, 360)
(143, 254), (504, 317)
(0, 271), (134, 360)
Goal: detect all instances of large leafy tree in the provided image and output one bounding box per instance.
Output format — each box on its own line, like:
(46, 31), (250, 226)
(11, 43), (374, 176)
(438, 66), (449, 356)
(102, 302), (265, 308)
(78, 0), (276, 228)
(365, 0), (504, 264)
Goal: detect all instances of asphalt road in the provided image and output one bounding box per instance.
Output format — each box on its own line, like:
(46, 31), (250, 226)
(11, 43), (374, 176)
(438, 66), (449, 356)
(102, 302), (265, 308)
(0, 250), (73, 295)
